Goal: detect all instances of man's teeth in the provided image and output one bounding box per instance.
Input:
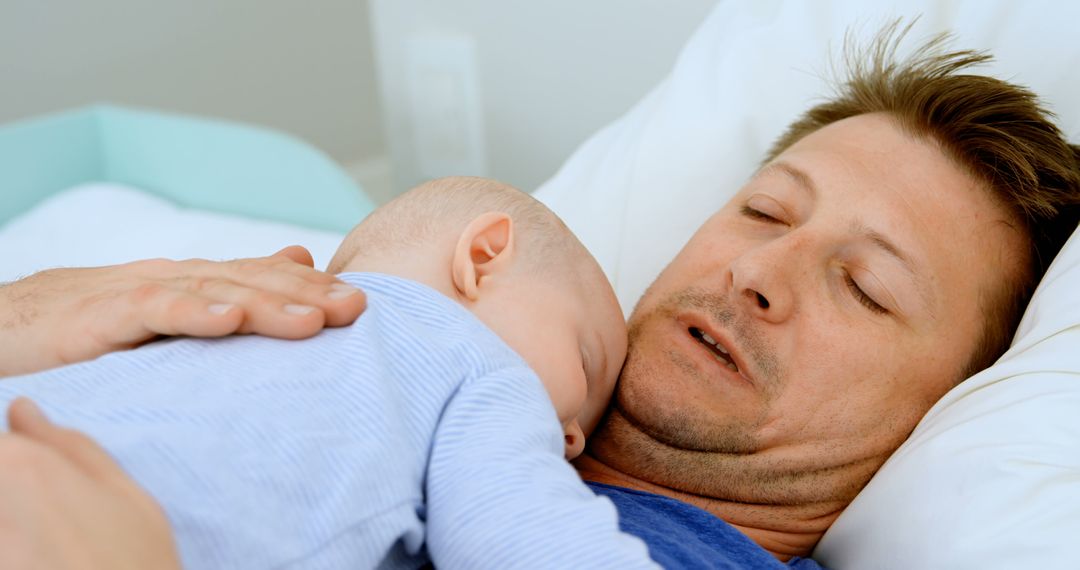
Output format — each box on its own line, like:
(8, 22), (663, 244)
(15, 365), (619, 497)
(693, 327), (737, 370)
(700, 332), (730, 355)
(713, 353), (738, 371)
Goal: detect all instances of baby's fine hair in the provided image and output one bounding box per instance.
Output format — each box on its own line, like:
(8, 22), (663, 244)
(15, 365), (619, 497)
(330, 176), (586, 274)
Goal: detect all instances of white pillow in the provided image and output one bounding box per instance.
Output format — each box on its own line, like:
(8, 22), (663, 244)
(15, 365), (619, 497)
(0, 183), (346, 283)
(535, 1), (1080, 567)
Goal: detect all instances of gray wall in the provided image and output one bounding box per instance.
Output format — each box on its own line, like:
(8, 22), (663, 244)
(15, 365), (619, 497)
(0, 0), (385, 165)
(3, 1), (720, 200)
(370, 0), (719, 194)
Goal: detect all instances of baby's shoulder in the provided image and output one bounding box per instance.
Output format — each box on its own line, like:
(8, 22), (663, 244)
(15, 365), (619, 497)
(346, 273), (527, 375)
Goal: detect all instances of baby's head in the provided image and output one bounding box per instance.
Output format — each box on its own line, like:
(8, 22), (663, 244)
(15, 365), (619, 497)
(329, 176), (626, 459)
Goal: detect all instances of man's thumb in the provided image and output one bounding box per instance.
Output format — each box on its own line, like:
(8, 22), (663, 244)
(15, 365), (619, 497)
(7, 398), (127, 483)
(8, 397), (52, 435)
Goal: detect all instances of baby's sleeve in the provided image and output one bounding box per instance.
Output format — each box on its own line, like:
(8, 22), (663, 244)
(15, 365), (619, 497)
(424, 367), (659, 569)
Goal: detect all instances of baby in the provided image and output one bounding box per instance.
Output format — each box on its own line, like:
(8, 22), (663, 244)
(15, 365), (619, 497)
(0, 177), (656, 569)
(325, 175), (625, 458)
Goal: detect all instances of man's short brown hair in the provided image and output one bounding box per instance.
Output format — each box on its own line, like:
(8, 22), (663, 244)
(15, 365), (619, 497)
(765, 21), (1080, 379)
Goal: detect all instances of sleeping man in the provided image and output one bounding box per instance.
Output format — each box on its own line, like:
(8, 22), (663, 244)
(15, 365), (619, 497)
(0, 177), (675, 568)
(1, 26), (1078, 569)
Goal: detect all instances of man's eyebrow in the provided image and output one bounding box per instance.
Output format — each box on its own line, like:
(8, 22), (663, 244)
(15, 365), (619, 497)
(856, 223), (914, 270)
(852, 220), (935, 312)
(757, 161), (818, 199)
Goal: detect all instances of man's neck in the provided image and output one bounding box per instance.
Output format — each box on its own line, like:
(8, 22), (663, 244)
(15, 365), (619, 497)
(574, 453), (837, 561)
(575, 409), (872, 561)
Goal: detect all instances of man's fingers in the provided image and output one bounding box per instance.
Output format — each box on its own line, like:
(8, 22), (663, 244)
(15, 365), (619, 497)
(1, 399), (183, 569)
(192, 263), (364, 327)
(234, 264), (365, 327)
(70, 283), (244, 357)
(326, 285), (366, 327)
(131, 286), (244, 338)
(7, 399), (128, 485)
(7, 397), (51, 435)
(262, 253), (344, 285)
(125, 261), (364, 339)
(271, 245), (316, 268)
(182, 253), (366, 328)
(227, 291), (328, 339)
(127, 285), (318, 340)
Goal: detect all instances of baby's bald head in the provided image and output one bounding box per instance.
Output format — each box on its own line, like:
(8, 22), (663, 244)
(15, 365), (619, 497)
(328, 176), (590, 278)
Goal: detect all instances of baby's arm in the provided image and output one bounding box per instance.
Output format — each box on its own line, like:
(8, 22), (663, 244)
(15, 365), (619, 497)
(425, 367), (658, 569)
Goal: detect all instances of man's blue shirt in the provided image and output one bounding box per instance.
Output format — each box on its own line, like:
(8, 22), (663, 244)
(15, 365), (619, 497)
(587, 482), (825, 568)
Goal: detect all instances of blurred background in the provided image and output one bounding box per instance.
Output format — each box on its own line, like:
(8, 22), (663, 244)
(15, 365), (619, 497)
(0, 0), (718, 204)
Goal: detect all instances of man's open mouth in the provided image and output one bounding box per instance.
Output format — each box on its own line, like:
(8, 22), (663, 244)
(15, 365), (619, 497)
(689, 326), (739, 372)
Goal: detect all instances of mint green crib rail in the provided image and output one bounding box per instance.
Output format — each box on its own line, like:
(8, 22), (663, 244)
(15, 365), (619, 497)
(0, 105), (376, 232)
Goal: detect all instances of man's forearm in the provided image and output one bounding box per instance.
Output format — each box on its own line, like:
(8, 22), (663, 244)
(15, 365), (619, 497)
(0, 273), (53, 377)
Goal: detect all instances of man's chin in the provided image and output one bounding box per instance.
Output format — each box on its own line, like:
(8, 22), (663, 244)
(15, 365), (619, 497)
(612, 363), (763, 455)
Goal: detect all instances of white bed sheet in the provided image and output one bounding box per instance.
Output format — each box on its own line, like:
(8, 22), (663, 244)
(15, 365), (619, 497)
(0, 183), (347, 283)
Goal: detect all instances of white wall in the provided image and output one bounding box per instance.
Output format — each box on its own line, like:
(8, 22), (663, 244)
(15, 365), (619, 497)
(1, 1), (720, 202)
(0, 0), (385, 166)
(370, 0), (719, 194)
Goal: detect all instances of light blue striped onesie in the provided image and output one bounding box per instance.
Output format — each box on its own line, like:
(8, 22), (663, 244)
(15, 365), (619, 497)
(0, 273), (656, 569)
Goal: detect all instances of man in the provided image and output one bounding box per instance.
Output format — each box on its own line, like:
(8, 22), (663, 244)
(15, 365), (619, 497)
(568, 26), (1079, 563)
(1, 27), (1078, 567)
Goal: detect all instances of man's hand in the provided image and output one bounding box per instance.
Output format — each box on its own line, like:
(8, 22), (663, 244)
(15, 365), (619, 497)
(0, 245), (366, 376)
(0, 398), (181, 570)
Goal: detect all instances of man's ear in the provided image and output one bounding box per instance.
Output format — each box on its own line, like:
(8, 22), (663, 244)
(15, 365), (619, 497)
(451, 212), (515, 301)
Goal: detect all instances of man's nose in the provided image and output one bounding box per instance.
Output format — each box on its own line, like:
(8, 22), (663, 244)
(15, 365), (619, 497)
(728, 244), (797, 324)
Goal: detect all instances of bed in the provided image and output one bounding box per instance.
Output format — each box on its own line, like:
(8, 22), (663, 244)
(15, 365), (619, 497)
(0, 104), (373, 281)
(4, 1), (1080, 568)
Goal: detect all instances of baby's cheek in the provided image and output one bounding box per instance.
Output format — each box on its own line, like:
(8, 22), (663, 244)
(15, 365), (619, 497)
(558, 367), (590, 422)
(534, 376), (572, 424)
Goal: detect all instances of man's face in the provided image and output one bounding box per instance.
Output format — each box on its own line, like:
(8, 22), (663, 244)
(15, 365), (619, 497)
(589, 113), (1026, 505)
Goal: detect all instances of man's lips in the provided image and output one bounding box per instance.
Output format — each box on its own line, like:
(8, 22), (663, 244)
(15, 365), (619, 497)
(677, 315), (756, 387)
(689, 326), (738, 370)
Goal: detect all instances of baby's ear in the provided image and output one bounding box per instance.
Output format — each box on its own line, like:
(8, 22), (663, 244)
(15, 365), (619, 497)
(451, 212), (515, 301)
(563, 420), (586, 460)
